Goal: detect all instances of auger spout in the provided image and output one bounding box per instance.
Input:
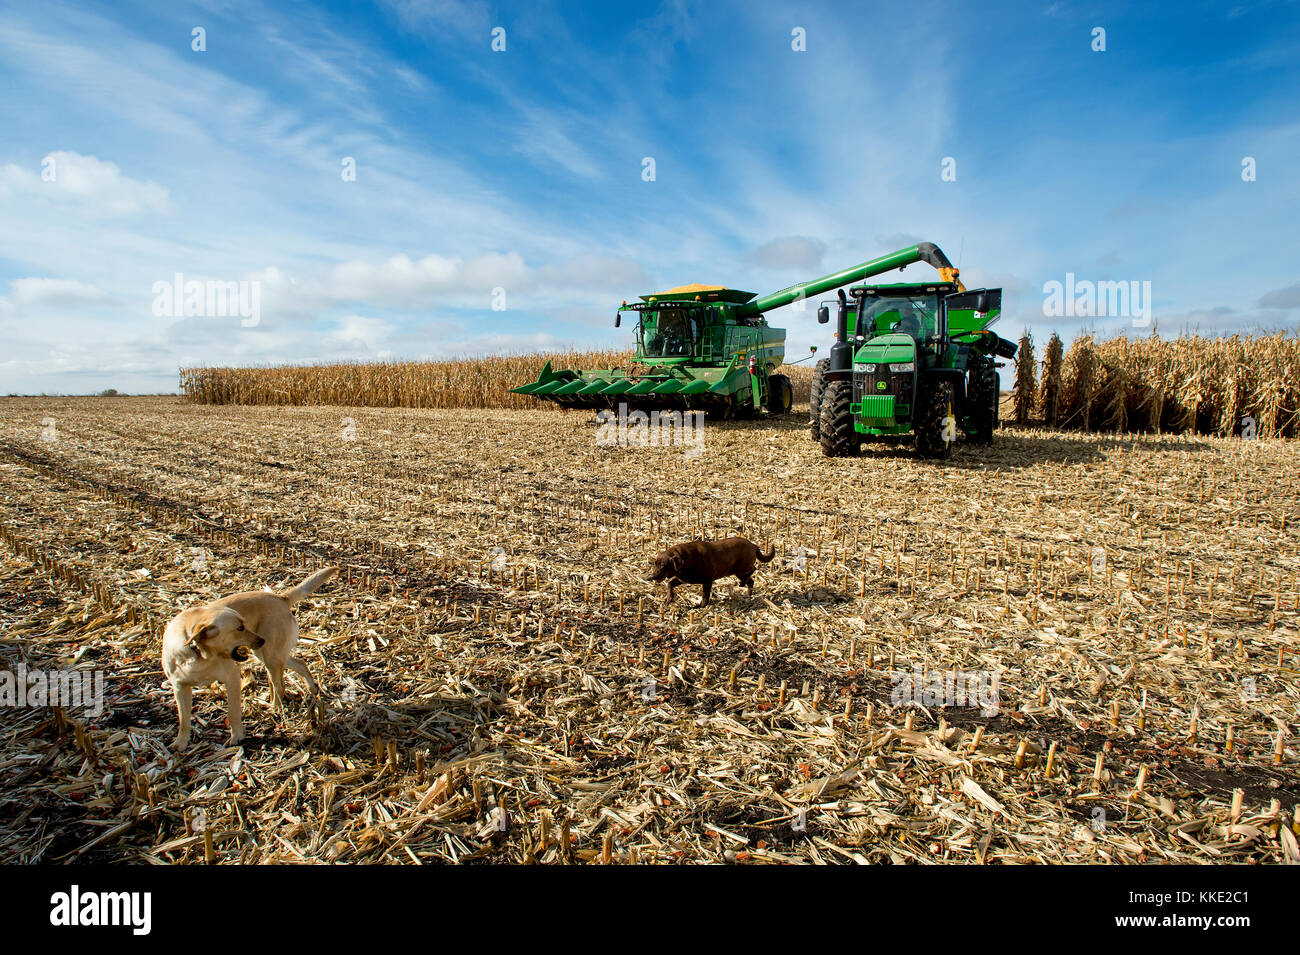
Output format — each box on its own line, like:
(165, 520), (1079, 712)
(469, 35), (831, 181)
(735, 242), (960, 318)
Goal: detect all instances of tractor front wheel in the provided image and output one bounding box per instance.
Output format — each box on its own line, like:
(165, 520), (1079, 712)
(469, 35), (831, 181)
(808, 358), (829, 440)
(819, 380), (859, 457)
(766, 374), (793, 416)
(916, 378), (956, 459)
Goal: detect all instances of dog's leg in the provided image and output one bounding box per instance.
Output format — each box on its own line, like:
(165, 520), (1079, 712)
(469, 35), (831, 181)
(266, 661), (288, 717)
(698, 581), (712, 607)
(170, 683), (193, 751)
(221, 664), (245, 746)
(286, 656), (318, 696)
(666, 580), (677, 603)
(740, 575), (754, 595)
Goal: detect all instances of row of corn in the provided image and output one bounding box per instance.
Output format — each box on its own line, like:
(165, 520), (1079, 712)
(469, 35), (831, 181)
(1013, 332), (1300, 438)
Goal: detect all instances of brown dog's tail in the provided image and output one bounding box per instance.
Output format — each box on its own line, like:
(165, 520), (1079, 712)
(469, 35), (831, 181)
(280, 567), (338, 605)
(756, 543), (776, 563)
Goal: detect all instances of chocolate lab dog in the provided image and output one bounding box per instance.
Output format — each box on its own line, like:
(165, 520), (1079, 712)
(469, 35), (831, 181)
(650, 537), (776, 607)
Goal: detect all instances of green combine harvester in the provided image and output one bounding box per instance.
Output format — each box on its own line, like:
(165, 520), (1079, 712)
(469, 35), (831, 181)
(511, 242), (992, 421)
(511, 283), (794, 418)
(807, 247), (1018, 459)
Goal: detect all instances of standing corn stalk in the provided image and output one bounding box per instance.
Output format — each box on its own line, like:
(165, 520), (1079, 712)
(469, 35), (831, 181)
(1014, 331), (1035, 425)
(1063, 336), (1098, 430)
(1037, 332), (1064, 427)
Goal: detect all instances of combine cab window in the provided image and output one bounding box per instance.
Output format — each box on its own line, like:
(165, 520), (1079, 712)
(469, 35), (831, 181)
(860, 295), (939, 339)
(643, 308), (698, 357)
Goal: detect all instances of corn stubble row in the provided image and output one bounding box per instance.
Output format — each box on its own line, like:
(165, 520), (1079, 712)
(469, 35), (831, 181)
(1015, 332), (1300, 437)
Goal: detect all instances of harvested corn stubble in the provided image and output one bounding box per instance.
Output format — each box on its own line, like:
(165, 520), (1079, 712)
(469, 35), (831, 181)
(0, 396), (1296, 864)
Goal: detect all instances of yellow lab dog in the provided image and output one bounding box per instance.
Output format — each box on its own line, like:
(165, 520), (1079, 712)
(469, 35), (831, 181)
(162, 568), (336, 750)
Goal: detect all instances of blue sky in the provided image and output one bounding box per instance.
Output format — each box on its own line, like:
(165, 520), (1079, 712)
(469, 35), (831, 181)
(1, 0), (1298, 393)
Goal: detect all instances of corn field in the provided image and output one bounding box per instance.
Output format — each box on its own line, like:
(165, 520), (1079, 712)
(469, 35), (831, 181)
(1027, 332), (1300, 438)
(180, 334), (1300, 439)
(179, 353), (816, 407)
(181, 351), (632, 409)
(181, 352), (818, 409)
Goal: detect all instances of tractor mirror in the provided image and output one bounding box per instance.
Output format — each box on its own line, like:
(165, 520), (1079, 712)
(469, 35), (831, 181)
(974, 293), (989, 313)
(614, 312), (621, 328)
(809, 345), (817, 354)
(817, 306), (830, 325)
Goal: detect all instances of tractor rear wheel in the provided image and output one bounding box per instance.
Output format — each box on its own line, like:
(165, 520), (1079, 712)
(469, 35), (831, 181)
(819, 380), (859, 457)
(967, 360), (998, 445)
(766, 374), (793, 416)
(808, 358), (829, 440)
(916, 378), (956, 459)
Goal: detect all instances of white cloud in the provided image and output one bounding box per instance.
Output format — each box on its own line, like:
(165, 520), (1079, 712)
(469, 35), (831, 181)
(327, 315), (396, 351)
(326, 251), (651, 308)
(10, 277), (112, 306)
(0, 151), (169, 216)
(329, 252), (524, 305)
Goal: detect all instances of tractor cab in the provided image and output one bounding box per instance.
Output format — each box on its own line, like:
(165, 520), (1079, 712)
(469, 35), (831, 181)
(848, 282), (955, 346)
(860, 295), (937, 340)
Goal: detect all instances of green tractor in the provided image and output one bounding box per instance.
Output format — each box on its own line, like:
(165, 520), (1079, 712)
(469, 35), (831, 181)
(808, 247), (1018, 459)
(511, 244), (970, 419)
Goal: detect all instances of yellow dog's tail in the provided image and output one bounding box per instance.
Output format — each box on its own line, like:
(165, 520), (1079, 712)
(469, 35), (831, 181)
(280, 567), (338, 605)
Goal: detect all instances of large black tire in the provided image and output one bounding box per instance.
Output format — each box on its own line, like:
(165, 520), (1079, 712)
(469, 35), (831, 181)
(916, 378), (956, 459)
(808, 358), (830, 440)
(819, 380), (859, 457)
(967, 359), (998, 445)
(766, 373), (793, 416)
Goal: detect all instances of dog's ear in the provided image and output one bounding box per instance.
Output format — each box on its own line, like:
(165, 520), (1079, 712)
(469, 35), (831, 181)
(669, 553), (684, 573)
(184, 623), (216, 659)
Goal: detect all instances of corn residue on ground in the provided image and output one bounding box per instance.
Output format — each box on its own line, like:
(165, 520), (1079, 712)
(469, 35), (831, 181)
(0, 397), (1296, 864)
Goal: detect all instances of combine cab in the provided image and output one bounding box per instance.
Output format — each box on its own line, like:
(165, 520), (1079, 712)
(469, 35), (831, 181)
(511, 242), (979, 420)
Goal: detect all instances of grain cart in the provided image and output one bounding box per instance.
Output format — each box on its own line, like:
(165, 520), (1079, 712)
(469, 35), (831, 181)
(807, 248), (1018, 459)
(511, 247), (967, 418)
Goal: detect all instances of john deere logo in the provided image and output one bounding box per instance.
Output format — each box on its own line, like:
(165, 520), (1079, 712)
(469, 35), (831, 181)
(876, 381), (887, 391)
